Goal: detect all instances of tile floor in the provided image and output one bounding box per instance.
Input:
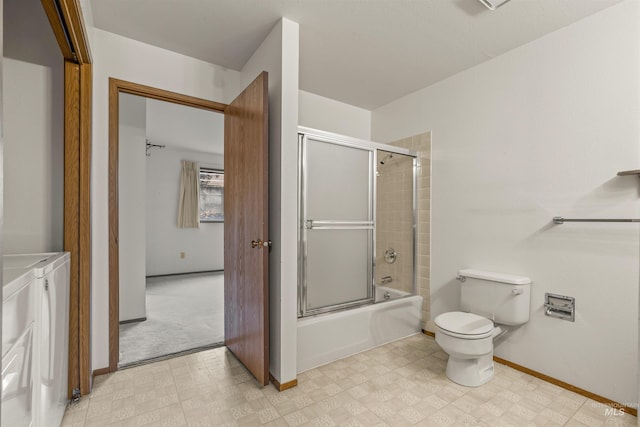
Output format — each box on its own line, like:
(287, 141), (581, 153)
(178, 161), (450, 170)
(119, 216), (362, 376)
(62, 334), (636, 426)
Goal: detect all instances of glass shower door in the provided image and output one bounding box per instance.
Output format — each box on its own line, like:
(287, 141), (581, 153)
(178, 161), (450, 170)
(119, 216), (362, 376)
(299, 134), (374, 316)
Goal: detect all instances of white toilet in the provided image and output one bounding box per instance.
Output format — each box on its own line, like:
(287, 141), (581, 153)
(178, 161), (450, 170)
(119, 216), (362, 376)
(434, 269), (531, 387)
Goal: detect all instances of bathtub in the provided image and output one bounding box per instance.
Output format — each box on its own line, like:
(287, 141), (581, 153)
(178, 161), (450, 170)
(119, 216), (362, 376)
(296, 286), (423, 373)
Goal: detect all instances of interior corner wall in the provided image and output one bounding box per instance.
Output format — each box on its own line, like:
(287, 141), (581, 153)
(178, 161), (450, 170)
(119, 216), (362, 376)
(90, 27), (242, 370)
(118, 94), (147, 322)
(241, 17), (299, 384)
(2, 58), (63, 254)
(298, 90), (371, 140)
(2, 0), (64, 254)
(372, 0), (640, 405)
(145, 147), (223, 276)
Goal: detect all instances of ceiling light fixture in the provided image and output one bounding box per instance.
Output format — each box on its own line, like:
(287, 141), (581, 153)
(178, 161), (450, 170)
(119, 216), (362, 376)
(477, 0), (512, 10)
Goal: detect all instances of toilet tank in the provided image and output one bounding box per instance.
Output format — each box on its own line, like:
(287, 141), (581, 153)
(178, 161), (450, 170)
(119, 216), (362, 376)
(459, 269), (531, 326)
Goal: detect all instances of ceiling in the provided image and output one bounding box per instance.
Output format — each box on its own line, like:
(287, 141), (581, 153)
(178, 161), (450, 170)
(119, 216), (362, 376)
(89, 0), (623, 110)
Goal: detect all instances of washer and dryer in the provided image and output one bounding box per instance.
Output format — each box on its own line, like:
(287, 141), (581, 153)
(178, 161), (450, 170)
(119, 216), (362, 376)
(2, 252), (70, 427)
(2, 266), (36, 427)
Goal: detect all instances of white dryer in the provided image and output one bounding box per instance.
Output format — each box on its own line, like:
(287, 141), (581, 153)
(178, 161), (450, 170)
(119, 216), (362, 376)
(2, 266), (35, 427)
(4, 253), (70, 427)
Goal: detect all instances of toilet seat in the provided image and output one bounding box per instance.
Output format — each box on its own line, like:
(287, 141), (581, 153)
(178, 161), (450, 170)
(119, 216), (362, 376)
(435, 311), (494, 339)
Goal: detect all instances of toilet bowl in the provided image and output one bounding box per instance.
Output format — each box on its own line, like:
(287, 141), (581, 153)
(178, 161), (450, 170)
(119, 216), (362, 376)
(434, 269), (531, 387)
(434, 311), (500, 387)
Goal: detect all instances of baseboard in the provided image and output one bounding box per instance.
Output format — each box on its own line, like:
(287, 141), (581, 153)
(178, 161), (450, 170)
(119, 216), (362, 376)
(269, 373), (297, 392)
(92, 367), (110, 379)
(119, 317), (146, 325)
(493, 356), (637, 417)
(421, 330), (636, 417)
(145, 269), (223, 279)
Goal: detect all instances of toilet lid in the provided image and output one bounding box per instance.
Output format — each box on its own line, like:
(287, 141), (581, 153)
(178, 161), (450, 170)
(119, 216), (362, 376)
(434, 312), (493, 336)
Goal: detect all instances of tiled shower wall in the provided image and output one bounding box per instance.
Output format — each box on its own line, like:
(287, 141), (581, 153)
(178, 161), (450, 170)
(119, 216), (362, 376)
(375, 153), (414, 295)
(377, 132), (431, 329)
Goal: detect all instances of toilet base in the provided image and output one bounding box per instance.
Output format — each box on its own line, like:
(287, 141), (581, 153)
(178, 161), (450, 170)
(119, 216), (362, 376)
(445, 352), (494, 387)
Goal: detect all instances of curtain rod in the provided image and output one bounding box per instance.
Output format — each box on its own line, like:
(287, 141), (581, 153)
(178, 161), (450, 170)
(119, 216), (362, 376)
(146, 139), (166, 157)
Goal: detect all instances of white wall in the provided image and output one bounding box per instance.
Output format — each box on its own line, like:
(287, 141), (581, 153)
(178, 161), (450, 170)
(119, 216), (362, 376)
(240, 18), (299, 384)
(0, 6), (3, 423)
(90, 28), (242, 369)
(146, 98), (224, 154)
(298, 90), (371, 140)
(372, 0), (640, 405)
(2, 0), (63, 254)
(118, 92), (224, 320)
(118, 93), (146, 322)
(146, 146), (223, 275)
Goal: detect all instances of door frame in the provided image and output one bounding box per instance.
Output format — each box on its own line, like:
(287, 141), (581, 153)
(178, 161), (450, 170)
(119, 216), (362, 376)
(107, 78), (227, 371)
(41, 0), (93, 396)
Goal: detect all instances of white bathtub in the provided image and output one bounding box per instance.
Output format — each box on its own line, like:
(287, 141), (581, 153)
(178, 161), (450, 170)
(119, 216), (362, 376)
(374, 285), (411, 302)
(296, 286), (423, 373)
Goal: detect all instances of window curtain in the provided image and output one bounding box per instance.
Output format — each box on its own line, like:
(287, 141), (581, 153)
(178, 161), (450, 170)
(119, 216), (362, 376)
(177, 160), (200, 228)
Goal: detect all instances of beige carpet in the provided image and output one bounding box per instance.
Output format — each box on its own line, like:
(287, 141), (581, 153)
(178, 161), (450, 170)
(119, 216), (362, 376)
(118, 272), (224, 367)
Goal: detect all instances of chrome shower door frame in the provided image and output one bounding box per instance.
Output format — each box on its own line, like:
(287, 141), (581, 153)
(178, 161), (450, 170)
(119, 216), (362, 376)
(374, 148), (419, 298)
(297, 127), (417, 318)
(298, 132), (375, 317)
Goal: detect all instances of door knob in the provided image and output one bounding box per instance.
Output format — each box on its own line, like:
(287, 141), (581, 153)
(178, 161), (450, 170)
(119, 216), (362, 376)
(251, 239), (272, 249)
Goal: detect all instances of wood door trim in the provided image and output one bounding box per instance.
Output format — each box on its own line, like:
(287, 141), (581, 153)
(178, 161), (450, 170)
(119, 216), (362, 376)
(41, 0), (92, 64)
(41, 1), (74, 60)
(64, 61), (93, 397)
(79, 63), (93, 394)
(57, 0), (92, 63)
(108, 79), (119, 372)
(108, 78), (227, 372)
(110, 78), (227, 113)
(64, 60), (81, 397)
(41, 0), (93, 398)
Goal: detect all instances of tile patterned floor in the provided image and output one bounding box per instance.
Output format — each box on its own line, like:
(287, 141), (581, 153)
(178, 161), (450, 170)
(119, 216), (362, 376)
(62, 334), (636, 426)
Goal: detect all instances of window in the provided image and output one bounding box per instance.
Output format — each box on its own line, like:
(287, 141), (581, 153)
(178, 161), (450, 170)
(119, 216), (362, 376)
(199, 168), (224, 222)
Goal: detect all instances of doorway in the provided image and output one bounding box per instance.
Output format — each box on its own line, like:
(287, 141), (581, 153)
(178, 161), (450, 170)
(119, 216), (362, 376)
(108, 75), (270, 386)
(117, 93), (225, 367)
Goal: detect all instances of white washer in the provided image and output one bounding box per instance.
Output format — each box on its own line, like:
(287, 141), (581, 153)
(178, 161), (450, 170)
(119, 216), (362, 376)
(4, 253), (70, 427)
(2, 266), (36, 427)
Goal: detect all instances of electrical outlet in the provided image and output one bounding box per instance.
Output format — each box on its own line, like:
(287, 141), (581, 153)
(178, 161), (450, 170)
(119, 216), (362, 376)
(180, 252), (186, 259)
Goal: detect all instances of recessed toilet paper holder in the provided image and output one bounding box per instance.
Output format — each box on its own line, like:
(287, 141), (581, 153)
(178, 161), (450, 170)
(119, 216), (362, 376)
(544, 293), (575, 322)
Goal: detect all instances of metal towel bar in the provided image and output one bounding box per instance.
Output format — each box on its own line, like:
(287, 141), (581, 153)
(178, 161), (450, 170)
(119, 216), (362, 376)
(305, 220), (374, 230)
(553, 216), (640, 225)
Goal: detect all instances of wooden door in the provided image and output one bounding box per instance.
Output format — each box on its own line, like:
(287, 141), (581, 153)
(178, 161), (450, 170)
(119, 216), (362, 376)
(224, 72), (269, 386)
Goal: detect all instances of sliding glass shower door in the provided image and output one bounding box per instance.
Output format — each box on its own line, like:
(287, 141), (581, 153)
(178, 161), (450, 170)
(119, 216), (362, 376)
(299, 134), (374, 316)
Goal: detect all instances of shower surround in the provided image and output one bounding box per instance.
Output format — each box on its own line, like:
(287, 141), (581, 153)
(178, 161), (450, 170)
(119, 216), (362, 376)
(382, 132), (431, 329)
(296, 127), (425, 372)
(375, 151), (415, 296)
